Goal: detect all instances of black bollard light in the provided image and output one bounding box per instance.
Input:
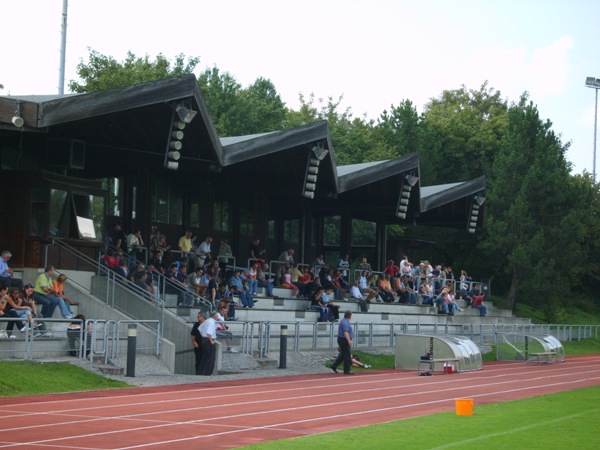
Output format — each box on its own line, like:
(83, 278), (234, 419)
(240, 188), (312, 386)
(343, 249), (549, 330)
(126, 324), (137, 377)
(279, 325), (288, 369)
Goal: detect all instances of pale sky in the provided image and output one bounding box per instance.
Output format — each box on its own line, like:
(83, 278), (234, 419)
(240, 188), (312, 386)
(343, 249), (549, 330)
(2, 0), (599, 176)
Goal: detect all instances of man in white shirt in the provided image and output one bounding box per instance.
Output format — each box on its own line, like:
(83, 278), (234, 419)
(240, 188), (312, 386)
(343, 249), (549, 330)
(198, 311), (218, 375)
(196, 236), (213, 266)
(215, 306), (237, 353)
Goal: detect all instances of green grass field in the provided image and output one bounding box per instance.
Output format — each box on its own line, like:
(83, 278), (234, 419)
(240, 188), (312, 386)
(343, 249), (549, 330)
(242, 385), (600, 449)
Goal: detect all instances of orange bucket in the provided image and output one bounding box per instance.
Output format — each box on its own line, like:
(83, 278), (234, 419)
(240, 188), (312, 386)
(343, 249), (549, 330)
(455, 398), (473, 416)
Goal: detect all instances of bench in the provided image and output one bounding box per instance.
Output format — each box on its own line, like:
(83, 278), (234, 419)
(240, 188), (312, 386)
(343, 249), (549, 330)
(526, 352), (558, 365)
(417, 358), (460, 375)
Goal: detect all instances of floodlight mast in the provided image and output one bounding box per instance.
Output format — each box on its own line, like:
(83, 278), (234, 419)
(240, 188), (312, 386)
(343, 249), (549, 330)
(585, 77), (600, 181)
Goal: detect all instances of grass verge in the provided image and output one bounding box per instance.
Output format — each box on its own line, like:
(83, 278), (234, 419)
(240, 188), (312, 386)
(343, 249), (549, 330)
(0, 360), (131, 397)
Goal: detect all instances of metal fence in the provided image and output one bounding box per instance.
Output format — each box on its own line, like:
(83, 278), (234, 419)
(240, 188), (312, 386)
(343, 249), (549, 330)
(0, 317), (160, 362)
(251, 321), (600, 357)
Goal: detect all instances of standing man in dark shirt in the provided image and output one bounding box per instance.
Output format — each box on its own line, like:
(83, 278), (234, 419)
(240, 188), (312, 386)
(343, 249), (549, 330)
(331, 310), (354, 375)
(190, 312), (205, 375)
(109, 222), (128, 253)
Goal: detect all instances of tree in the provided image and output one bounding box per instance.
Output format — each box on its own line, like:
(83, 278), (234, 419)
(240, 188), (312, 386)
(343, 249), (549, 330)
(420, 82), (509, 184)
(68, 49), (200, 93)
(481, 96), (582, 312)
(285, 93), (394, 165)
(376, 100), (423, 157)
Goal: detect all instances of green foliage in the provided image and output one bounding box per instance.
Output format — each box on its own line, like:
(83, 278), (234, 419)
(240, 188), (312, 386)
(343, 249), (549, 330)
(68, 49), (200, 93)
(286, 93), (395, 165)
(199, 68), (288, 136)
(420, 82), (509, 184)
(0, 361), (130, 397)
(482, 96), (582, 311)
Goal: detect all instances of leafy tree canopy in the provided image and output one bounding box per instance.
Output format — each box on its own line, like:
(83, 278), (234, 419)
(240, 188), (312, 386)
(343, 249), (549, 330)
(68, 49), (200, 93)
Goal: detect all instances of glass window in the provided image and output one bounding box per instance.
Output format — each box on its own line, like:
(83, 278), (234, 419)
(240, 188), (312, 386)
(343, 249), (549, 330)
(30, 188), (47, 237)
(49, 189), (68, 238)
(150, 180), (182, 225)
(283, 219), (299, 244)
(213, 201), (231, 232)
(190, 203), (200, 228)
(240, 206), (254, 236)
(323, 215), (341, 246)
(351, 219), (376, 246)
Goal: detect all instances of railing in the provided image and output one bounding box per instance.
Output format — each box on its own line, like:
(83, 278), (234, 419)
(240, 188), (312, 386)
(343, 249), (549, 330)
(251, 321), (600, 357)
(47, 238), (213, 320)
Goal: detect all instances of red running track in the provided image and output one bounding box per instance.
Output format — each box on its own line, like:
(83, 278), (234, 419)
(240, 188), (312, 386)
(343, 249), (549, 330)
(1, 355), (599, 449)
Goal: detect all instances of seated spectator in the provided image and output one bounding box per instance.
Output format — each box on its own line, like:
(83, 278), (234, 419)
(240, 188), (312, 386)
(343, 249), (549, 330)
(377, 274), (396, 303)
(52, 274), (78, 306)
(393, 275), (409, 303)
(257, 264), (274, 297)
(358, 271), (378, 303)
(350, 279), (370, 312)
(6, 284), (50, 337)
(33, 265), (73, 319)
(2, 286), (40, 332)
(472, 293), (487, 317)
(147, 250), (165, 285)
(215, 306), (238, 353)
(419, 279), (434, 305)
(0, 250), (23, 290)
(324, 269), (345, 301)
(279, 268), (299, 298)
(446, 287), (461, 315)
(126, 229), (144, 261)
(188, 266), (207, 298)
(229, 270), (255, 308)
(404, 275), (418, 304)
(114, 258), (130, 280)
(468, 284), (482, 307)
(103, 249), (120, 270)
(310, 287), (332, 322)
(66, 314), (91, 357)
(321, 287), (340, 321)
(133, 271), (154, 301)
(290, 264), (308, 298)
(244, 263), (259, 296)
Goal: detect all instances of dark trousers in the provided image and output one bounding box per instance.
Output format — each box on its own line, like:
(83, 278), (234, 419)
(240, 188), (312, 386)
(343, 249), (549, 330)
(4, 310), (24, 335)
(194, 347), (203, 375)
(198, 337), (216, 375)
(332, 336), (352, 374)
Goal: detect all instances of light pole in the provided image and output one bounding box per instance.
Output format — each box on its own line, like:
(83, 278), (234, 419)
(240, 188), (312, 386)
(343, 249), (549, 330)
(585, 76), (600, 180)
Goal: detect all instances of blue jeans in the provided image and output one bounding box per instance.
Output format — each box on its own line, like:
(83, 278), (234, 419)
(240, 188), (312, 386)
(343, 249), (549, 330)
(257, 280), (273, 296)
(473, 305), (487, 316)
(311, 305), (331, 322)
(239, 292), (254, 308)
(247, 279), (258, 295)
(34, 292), (72, 318)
